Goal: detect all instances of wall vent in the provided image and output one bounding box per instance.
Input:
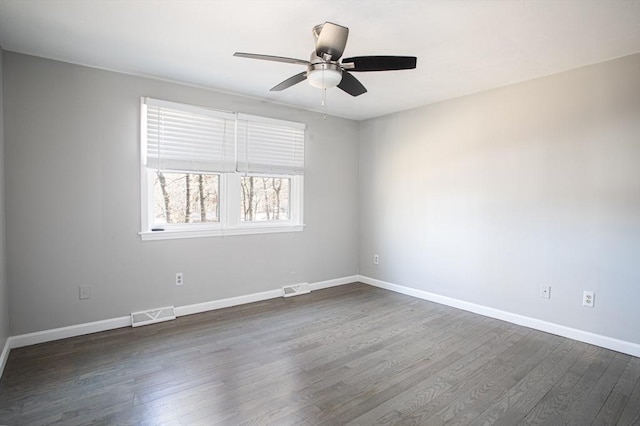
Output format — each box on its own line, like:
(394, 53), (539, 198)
(282, 283), (310, 298)
(131, 306), (176, 327)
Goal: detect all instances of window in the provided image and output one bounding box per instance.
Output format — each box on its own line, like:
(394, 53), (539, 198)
(153, 172), (219, 225)
(140, 98), (304, 240)
(240, 176), (290, 222)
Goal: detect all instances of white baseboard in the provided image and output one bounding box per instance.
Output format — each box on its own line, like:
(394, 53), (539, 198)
(358, 275), (640, 357)
(174, 288), (283, 317)
(175, 275), (357, 317)
(1, 275), (360, 379)
(0, 337), (10, 378)
(309, 275), (358, 291)
(9, 316), (132, 349)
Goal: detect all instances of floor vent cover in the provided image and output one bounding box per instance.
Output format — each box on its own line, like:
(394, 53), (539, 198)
(282, 283), (311, 298)
(131, 306), (176, 327)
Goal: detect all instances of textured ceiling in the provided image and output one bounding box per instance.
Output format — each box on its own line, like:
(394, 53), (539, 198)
(0, 0), (639, 120)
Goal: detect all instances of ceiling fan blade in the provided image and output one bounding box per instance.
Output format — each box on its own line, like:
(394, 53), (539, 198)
(337, 71), (367, 97)
(233, 52), (310, 66)
(315, 22), (349, 61)
(270, 72), (308, 91)
(341, 56), (417, 72)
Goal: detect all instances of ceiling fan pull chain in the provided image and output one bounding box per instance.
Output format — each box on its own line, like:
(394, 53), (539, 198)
(322, 88), (328, 120)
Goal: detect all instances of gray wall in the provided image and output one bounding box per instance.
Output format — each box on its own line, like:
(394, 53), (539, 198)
(4, 52), (359, 335)
(0, 47), (8, 349)
(359, 54), (640, 344)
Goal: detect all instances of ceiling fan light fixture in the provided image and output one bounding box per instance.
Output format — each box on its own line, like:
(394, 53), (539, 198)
(307, 63), (342, 89)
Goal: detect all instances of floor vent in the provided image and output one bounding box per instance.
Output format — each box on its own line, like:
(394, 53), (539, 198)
(131, 306), (176, 327)
(282, 283), (311, 298)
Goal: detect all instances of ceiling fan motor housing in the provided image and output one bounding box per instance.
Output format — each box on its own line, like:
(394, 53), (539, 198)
(313, 22), (349, 61)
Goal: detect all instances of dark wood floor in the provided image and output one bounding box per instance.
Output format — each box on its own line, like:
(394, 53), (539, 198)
(1, 283), (638, 425)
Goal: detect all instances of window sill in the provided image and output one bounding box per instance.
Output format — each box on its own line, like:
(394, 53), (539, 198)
(139, 224), (305, 241)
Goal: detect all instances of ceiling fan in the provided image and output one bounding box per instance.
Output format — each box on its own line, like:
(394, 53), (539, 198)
(233, 22), (417, 97)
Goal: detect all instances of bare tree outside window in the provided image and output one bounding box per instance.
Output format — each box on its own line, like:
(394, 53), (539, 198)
(153, 172), (219, 225)
(156, 172), (172, 223)
(240, 176), (290, 222)
(240, 175), (255, 222)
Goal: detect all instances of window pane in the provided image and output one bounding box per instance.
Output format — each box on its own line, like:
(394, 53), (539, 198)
(153, 172), (219, 225)
(240, 176), (290, 222)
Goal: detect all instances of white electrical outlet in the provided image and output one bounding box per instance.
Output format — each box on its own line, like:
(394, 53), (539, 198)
(176, 272), (184, 286)
(79, 286), (91, 300)
(583, 291), (594, 307)
(540, 285), (551, 299)
(373, 254), (380, 265)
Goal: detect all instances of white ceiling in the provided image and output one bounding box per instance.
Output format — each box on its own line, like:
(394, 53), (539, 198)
(0, 0), (639, 120)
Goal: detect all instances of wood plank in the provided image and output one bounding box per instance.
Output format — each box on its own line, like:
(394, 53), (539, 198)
(616, 376), (640, 426)
(423, 332), (566, 425)
(518, 343), (609, 424)
(592, 355), (640, 425)
(565, 351), (631, 426)
(368, 330), (550, 425)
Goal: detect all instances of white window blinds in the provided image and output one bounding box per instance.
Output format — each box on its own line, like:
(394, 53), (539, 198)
(143, 98), (236, 173)
(236, 113), (305, 175)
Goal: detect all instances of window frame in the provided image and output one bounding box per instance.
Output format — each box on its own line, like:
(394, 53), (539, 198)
(139, 98), (304, 241)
